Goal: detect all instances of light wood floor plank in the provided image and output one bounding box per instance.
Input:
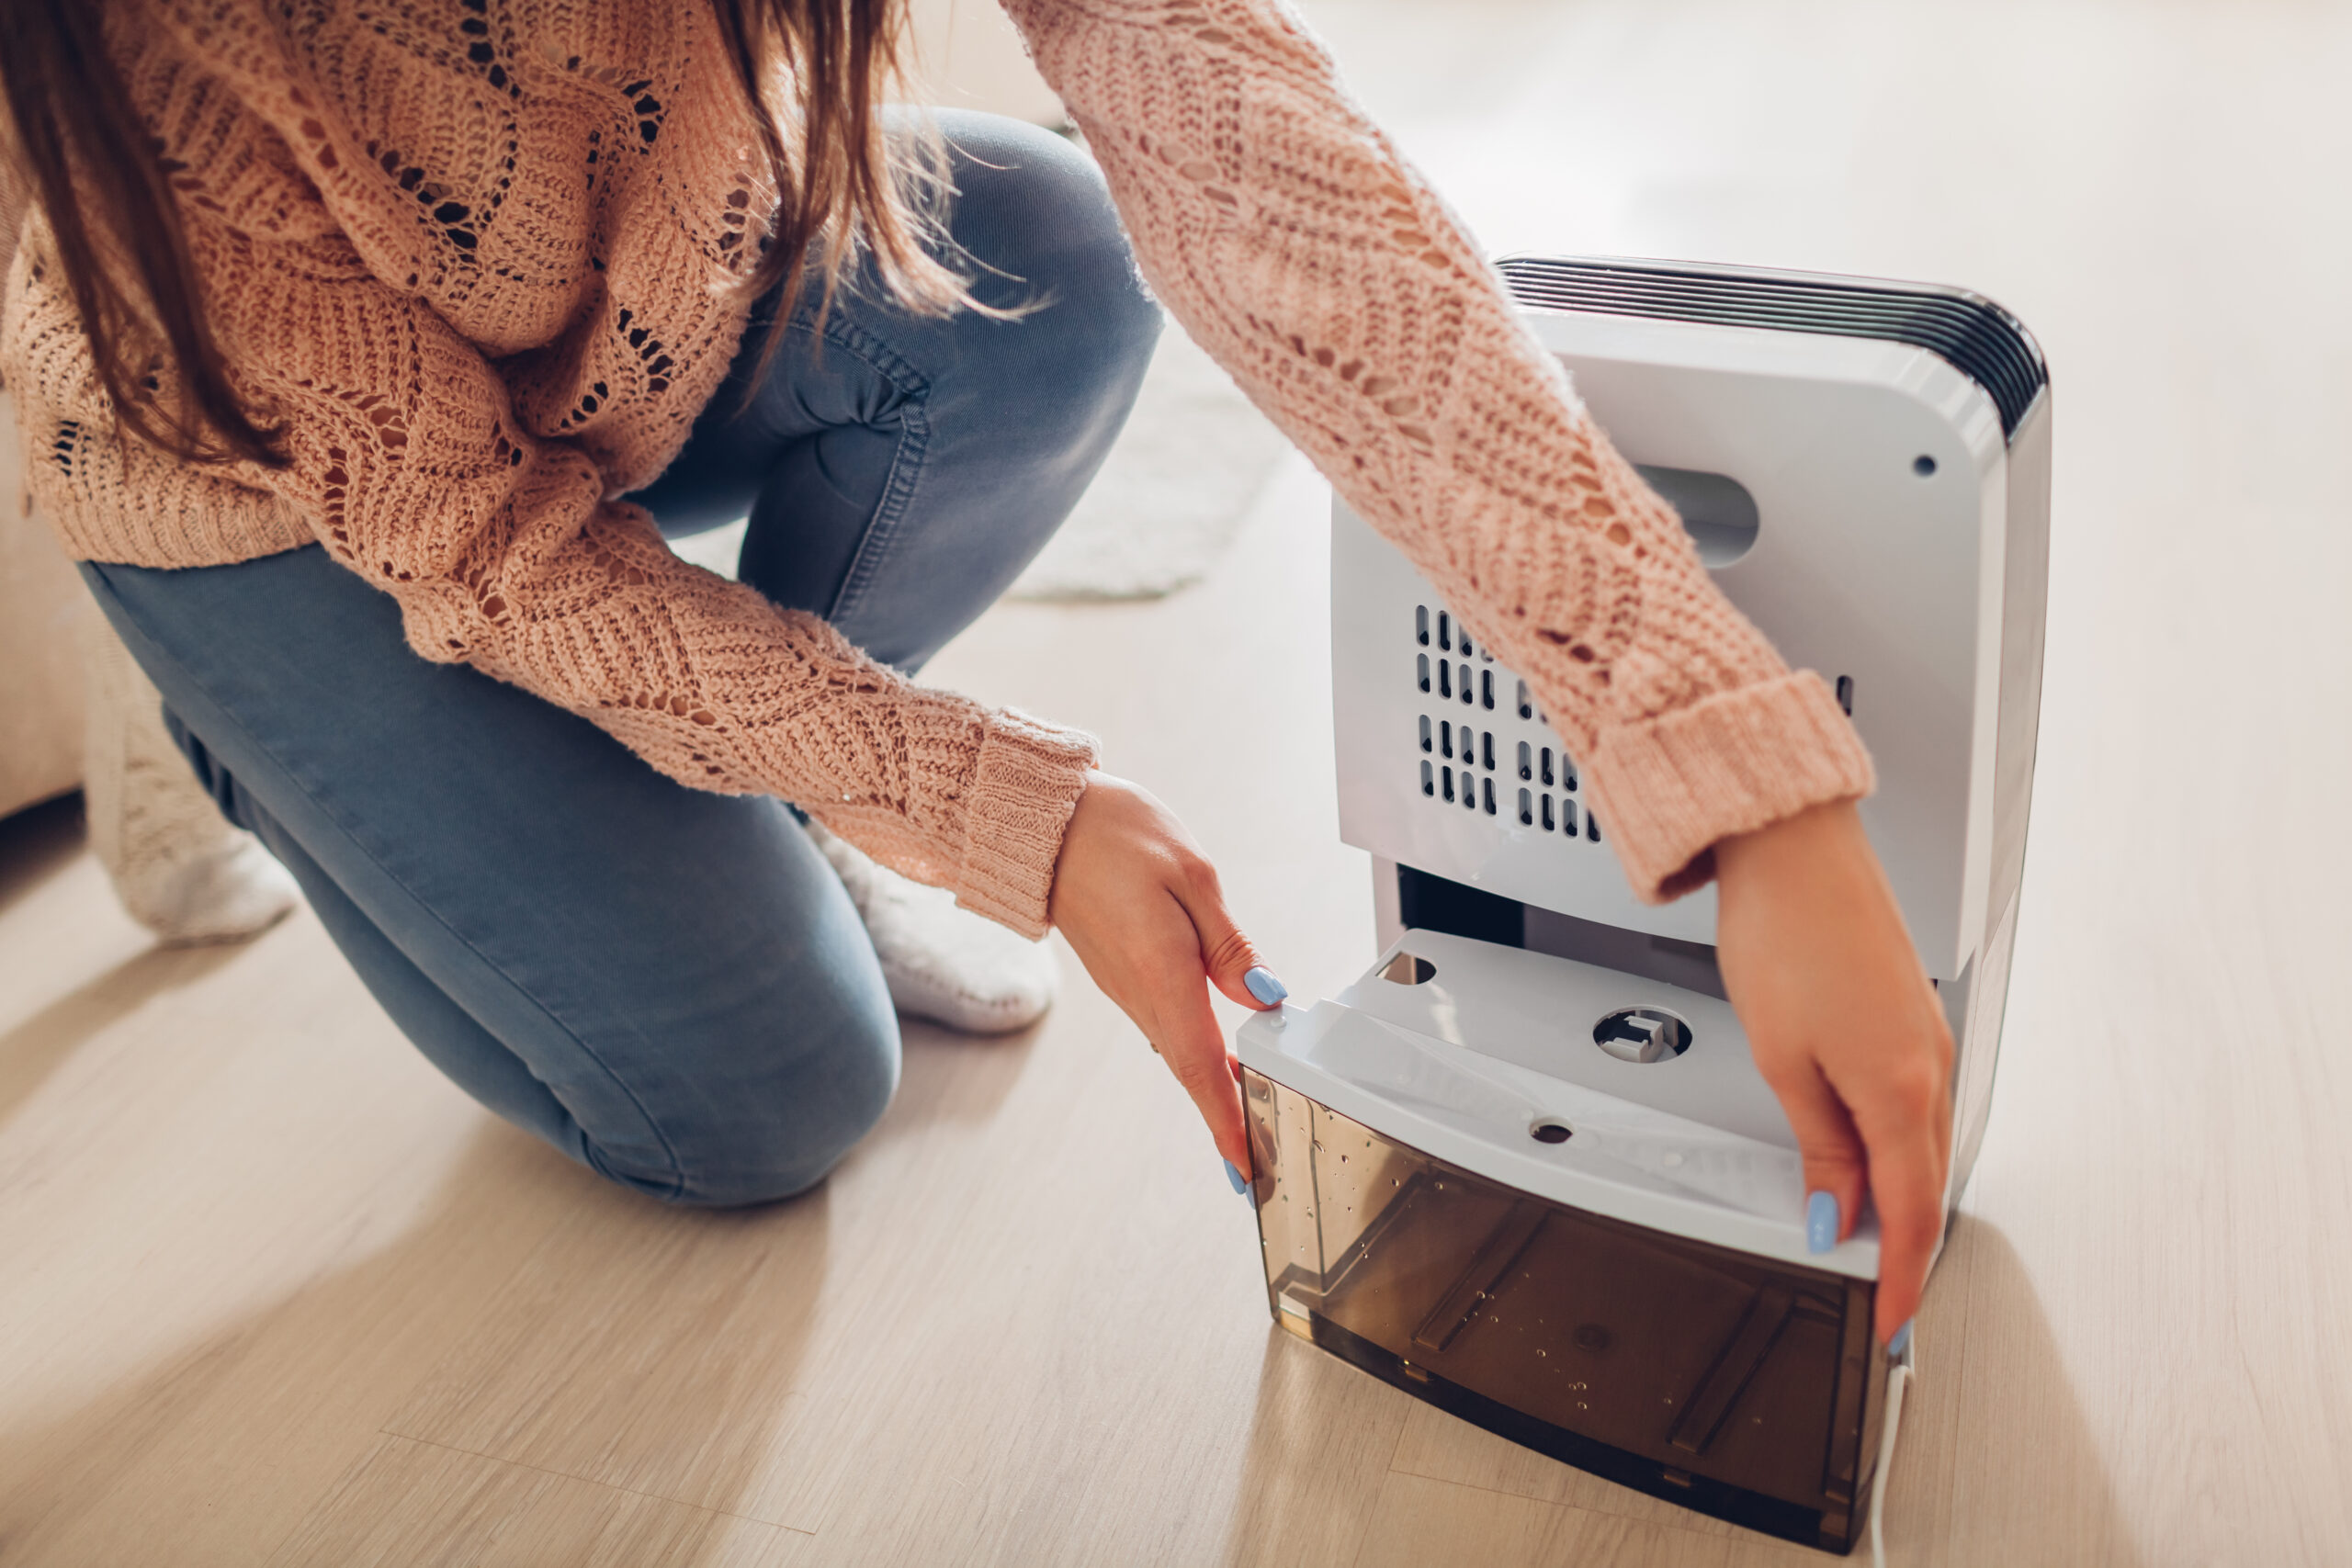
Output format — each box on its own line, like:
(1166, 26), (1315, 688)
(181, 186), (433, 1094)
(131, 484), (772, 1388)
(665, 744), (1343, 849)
(0, 899), (588, 1567)
(1352, 1471), (1787, 1568)
(1204, 1334), (1415, 1568)
(266, 1434), (805, 1568)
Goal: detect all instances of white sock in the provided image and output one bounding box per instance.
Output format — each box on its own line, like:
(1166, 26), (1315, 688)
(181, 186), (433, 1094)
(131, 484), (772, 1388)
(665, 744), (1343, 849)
(115, 835), (302, 946)
(79, 605), (300, 946)
(808, 822), (1058, 1035)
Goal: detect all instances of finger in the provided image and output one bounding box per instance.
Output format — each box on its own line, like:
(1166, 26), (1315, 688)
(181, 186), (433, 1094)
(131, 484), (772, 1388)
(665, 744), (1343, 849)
(1159, 1006), (1252, 1177)
(1759, 1055), (1871, 1256)
(1846, 1064), (1951, 1343)
(1170, 855), (1283, 1011)
(1141, 897), (1255, 1177)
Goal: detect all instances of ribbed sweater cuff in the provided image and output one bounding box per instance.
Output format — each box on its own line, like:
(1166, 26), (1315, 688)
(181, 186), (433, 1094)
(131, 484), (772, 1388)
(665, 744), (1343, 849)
(954, 708), (1102, 939)
(1585, 671), (1876, 905)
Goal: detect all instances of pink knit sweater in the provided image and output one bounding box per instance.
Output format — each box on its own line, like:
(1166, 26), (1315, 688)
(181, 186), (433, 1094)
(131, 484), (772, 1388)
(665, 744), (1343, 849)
(0, 0), (1871, 937)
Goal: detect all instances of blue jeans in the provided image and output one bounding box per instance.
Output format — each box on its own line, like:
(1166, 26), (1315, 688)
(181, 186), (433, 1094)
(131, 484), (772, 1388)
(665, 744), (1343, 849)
(80, 113), (1160, 1206)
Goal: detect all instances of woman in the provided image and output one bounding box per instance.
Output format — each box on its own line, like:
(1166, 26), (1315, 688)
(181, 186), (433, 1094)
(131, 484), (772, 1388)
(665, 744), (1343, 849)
(0, 0), (1950, 1345)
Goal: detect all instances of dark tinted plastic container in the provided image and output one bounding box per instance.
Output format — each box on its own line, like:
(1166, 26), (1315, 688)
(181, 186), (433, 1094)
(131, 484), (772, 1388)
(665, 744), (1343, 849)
(1242, 1069), (1888, 1553)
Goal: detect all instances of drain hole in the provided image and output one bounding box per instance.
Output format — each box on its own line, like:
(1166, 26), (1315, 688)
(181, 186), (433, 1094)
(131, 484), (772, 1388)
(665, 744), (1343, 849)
(1519, 787), (1533, 826)
(1420, 760), (1433, 796)
(1481, 731), (1495, 772)
(1439, 660), (1452, 700)
(1835, 674), (1854, 716)
(1416, 604), (1430, 646)
(1419, 714), (1432, 752)
(1381, 952), (1437, 985)
(1481, 668), (1495, 709)
(1517, 679), (1533, 720)
(1530, 1120), (1572, 1145)
(1418, 653), (1430, 694)
(1593, 1007), (1691, 1064)
(1438, 611), (1452, 651)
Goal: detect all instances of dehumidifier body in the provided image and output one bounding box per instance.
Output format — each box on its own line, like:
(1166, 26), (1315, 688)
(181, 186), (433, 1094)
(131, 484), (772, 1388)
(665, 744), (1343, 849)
(1234, 257), (2051, 1553)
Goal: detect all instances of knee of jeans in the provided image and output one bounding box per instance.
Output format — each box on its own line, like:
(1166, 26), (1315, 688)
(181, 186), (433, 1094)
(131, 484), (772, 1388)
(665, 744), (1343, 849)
(630, 1008), (902, 1210)
(933, 113), (1159, 347)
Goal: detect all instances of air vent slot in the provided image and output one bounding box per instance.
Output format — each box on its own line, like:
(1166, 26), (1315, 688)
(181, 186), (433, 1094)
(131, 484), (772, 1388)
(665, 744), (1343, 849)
(1409, 602), (1598, 855)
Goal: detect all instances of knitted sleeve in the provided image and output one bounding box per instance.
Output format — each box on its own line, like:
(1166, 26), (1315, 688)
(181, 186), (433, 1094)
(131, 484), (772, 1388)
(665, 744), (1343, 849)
(1004, 0), (1874, 899)
(159, 221), (1092, 937)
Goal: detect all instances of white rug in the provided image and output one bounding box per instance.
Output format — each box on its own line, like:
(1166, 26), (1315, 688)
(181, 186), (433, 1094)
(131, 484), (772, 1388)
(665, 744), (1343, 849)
(1008, 316), (1289, 601)
(662, 316), (1287, 602)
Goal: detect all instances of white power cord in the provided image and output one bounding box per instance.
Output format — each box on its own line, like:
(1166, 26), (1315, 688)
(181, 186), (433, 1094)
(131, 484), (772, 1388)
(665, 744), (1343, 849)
(1869, 1335), (1917, 1568)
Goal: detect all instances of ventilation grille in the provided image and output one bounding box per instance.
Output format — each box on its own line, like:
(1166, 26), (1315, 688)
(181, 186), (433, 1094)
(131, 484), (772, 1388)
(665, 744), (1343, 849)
(1414, 604), (1600, 844)
(1497, 255), (2049, 440)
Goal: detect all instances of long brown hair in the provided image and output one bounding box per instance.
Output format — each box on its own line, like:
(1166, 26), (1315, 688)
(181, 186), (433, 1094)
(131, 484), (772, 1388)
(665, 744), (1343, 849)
(0, 0), (956, 469)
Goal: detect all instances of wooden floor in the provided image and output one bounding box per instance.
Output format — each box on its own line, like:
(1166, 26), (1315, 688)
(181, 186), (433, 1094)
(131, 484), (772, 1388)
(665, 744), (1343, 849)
(5, 2), (2349, 1562)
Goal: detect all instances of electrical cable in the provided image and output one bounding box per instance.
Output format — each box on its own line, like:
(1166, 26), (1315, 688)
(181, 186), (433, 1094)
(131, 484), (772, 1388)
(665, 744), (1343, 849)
(1870, 1333), (1917, 1568)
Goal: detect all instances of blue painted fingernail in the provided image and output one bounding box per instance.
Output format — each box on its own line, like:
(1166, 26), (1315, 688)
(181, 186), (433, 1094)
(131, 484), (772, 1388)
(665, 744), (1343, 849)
(1243, 966), (1288, 1006)
(1225, 1158), (1250, 1196)
(1889, 1320), (1913, 1359)
(1806, 1190), (1839, 1254)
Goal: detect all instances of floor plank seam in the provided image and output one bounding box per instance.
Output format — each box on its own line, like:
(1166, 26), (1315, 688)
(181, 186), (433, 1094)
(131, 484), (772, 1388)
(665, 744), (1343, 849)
(1342, 1407), (1421, 1568)
(375, 1427), (820, 1536)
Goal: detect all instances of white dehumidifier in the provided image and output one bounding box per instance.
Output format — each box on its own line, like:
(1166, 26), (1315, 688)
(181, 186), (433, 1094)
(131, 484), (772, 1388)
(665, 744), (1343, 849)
(1235, 256), (2050, 1554)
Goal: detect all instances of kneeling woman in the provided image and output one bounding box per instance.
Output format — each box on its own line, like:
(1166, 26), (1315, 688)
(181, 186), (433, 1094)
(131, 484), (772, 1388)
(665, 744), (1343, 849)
(0, 0), (1951, 1341)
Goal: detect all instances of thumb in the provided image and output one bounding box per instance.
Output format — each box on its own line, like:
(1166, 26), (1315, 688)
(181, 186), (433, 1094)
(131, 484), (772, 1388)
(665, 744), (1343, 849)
(1766, 1059), (1871, 1255)
(1172, 863), (1284, 1012)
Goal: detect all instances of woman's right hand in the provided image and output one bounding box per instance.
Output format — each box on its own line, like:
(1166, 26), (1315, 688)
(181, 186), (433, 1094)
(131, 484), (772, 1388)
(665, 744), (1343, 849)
(1047, 772), (1281, 1179)
(1713, 800), (1956, 1345)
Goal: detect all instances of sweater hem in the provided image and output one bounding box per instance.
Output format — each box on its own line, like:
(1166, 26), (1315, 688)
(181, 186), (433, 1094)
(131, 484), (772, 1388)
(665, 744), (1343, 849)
(42, 506), (315, 569)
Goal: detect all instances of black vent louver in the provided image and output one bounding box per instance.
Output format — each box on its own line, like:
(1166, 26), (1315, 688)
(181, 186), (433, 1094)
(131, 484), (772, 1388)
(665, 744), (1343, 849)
(1497, 256), (2049, 440)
